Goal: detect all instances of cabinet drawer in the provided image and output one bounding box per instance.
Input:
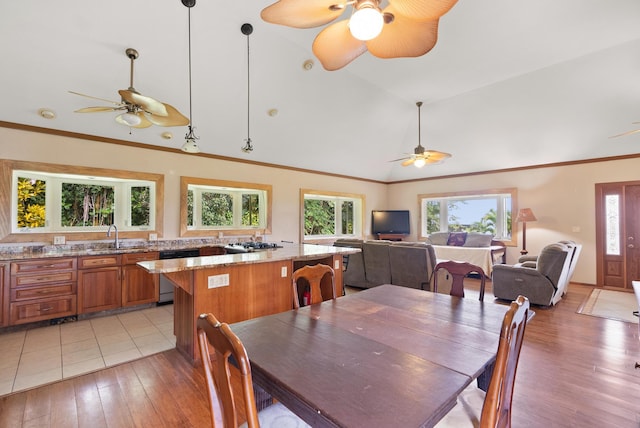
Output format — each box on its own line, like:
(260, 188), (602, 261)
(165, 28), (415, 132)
(10, 295), (77, 325)
(11, 257), (76, 275)
(11, 282), (76, 301)
(11, 271), (77, 288)
(78, 254), (121, 269)
(123, 252), (159, 265)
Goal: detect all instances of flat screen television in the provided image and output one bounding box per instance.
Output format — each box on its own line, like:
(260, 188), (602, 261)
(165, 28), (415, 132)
(371, 210), (410, 235)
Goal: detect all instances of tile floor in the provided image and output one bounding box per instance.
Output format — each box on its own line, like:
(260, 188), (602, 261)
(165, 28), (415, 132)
(0, 304), (175, 396)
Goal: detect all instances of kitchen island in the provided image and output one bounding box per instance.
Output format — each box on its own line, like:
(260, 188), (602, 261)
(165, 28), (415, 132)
(137, 244), (359, 362)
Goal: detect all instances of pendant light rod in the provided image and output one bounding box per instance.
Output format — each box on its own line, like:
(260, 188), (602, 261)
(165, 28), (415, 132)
(181, 0), (199, 153)
(241, 23), (254, 153)
(416, 101), (423, 149)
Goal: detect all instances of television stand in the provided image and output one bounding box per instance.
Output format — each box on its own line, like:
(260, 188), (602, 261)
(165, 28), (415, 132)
(376, 234), (405, 241)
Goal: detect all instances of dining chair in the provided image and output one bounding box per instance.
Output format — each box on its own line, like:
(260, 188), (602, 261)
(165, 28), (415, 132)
(197, 313), (310, 428)
(292, 264), (336, 309)
(433, 260), (486, 301)
(435, 295), (530, 428)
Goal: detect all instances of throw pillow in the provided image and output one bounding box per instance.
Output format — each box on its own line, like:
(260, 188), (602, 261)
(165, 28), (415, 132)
(463, 232), (493, 247)
(429, 232), (450, 246)
(447, 232), (467, 246)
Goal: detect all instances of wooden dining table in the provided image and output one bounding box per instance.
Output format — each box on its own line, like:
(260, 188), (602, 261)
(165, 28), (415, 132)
(231, 284), (511, 428)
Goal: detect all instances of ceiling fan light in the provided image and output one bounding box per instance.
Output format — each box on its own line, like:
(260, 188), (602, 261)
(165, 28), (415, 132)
(117, 112), (142, 126)
(349, 6), (384, 41)
(414, 158), (426, 168)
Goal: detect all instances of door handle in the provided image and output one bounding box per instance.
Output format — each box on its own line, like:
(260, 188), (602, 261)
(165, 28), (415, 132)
(628, 244), (635, 248)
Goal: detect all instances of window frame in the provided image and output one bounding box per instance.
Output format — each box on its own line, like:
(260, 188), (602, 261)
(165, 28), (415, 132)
(301, 189), (365, 243)
(418, 188), (517, 246)
(0, 159), (164, 243)
(180, 176), (272, 238)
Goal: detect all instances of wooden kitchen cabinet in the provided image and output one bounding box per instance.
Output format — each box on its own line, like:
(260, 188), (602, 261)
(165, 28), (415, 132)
(77, 254), (122, 314)
(121, 252), (159, 307)
(9, 257), (77, 325)
(0, 262), (7, 327)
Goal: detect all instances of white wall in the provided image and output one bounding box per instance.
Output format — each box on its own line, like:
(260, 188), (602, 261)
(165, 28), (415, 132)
(0, 127), (388, 244)
(388, 158), (640, 285)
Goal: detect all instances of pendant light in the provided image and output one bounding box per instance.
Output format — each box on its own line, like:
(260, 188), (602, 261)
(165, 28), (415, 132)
(181, 0), (200, 153)
(241, 23), (254, 153)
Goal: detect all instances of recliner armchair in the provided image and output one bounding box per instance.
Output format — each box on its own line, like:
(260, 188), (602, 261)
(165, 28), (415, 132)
(492, 242), (573, 306)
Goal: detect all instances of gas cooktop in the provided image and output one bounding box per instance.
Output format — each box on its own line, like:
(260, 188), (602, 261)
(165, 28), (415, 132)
(223, 242), (282, 253)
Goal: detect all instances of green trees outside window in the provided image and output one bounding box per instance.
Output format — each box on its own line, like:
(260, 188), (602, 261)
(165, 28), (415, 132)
(420, 189), (516, 241)
(17, 177), (46, 229)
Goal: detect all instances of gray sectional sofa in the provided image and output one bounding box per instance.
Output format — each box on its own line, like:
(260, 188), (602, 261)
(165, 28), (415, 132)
(333, 239), (437, 290)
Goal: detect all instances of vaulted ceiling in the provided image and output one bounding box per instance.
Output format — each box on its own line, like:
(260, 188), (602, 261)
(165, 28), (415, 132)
(2, 1), (640, 182)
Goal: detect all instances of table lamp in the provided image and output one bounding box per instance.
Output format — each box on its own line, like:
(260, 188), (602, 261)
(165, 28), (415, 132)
(515, 208), (537, 255)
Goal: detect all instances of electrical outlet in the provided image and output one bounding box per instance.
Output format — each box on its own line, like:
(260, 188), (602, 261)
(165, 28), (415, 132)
(281, 266), (287, 277)
(53, 236), (65, 245)
(334, 259), (340, 270)
(149, 233), (158, 241)
(208, 274), (230, 289)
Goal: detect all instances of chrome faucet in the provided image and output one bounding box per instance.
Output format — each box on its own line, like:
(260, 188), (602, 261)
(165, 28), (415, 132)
(107, 224), (119, 249)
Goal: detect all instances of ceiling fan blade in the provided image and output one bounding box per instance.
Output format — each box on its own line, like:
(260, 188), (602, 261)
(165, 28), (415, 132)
(145, 103), (189, 127)
(389, 0), (458, 20)
(367, 10), (439, 58)
(115, 111), (153, 128)
(312, 20), (368, 71)
(401, 158), (415, 167)
(119, 90), (169, 117)
(609, 128), (640, 138)
(423, 150), (452, 163)
(261, 0), (346, 29)
(389, 157), (410, 162)
(68, 90), (122, 106)
(75, 106), (123, 113)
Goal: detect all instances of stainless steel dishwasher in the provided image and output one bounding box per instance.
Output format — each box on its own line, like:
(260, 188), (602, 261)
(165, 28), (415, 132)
(157, 248), (200, 304)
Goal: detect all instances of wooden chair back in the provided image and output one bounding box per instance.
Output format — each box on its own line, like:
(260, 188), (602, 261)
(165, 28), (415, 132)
(292, 264), (336, 309)
(480, 295), (530, 428)
(433, 260), (486, 300)
(197, 313), (260, 428)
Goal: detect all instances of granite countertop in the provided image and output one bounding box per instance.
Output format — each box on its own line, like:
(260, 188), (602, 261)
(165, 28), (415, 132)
(0, 239), (226, 262)
(137, 244), (360, 274)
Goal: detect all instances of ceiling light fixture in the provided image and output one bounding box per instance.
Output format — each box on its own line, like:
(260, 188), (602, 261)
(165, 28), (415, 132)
(38, 108), (56, 119)
(181, 0), (201, 154)
(116, 111), (142, 127)
(349, 0), (384, 41)
(241, 23), (254, 154)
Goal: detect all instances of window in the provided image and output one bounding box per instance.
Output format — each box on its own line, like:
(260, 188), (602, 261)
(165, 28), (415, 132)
(0, 159), (163, 243)
(13, 170), (155, 233)
(301, 189), (364, 241)
(419, 188), (516, 244)
(180, 177), (272, 237)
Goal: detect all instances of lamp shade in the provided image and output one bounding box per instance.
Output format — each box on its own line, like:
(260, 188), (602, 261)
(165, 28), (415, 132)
(515, 208), (537, 223)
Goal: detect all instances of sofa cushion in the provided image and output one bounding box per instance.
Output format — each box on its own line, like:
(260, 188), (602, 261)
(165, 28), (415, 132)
(463, 232), (493, 247)
(429, 232), (450, 246)
(447, 232), (467, 246)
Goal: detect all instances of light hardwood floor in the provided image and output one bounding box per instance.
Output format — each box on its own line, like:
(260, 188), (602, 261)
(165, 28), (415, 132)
(1, 282), (639, 427)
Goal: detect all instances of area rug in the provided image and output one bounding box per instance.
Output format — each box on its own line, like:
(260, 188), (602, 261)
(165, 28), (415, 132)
(578, 288), (638, 323)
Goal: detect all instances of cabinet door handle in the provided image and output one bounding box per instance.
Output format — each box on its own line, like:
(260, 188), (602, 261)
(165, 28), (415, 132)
(41, 306), (53, 312)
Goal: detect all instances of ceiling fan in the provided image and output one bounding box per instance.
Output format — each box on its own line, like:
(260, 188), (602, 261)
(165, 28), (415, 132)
(391, 101), (451, 168)
(261, 0), (459, 71)
(609, 122), (640, 138)
(70, 48), (189, 129)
